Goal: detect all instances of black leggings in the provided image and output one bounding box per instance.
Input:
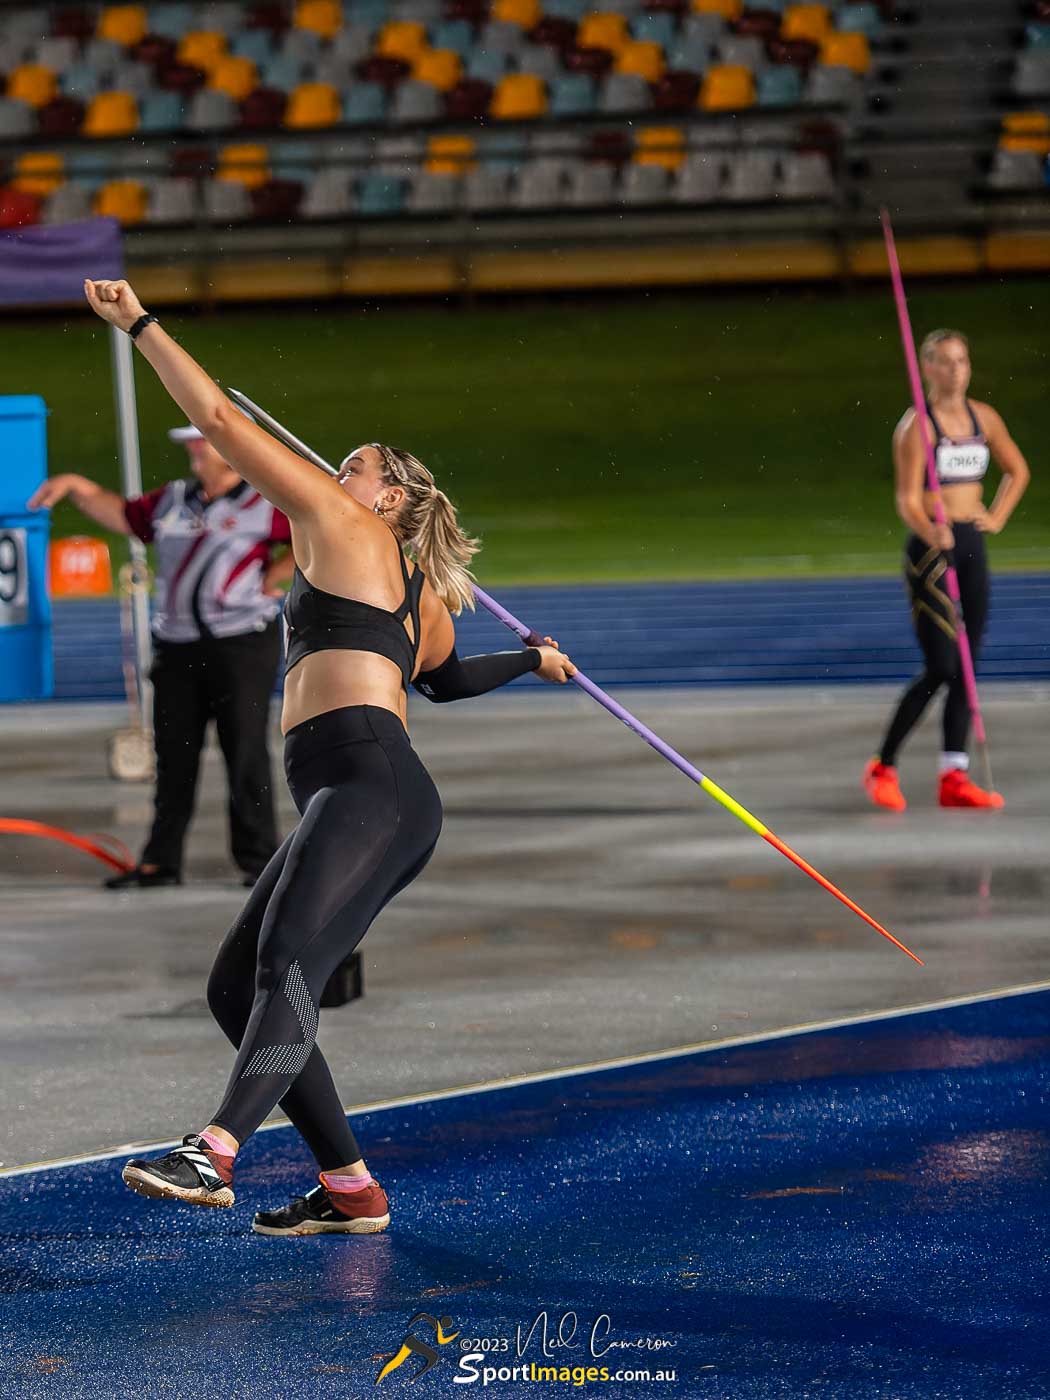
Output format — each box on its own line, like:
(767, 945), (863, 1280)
(879, 523), (990, 766)
(206, 705), (443, 1168)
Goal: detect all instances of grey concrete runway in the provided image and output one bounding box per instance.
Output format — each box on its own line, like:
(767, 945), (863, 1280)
(0, 684), (1046, 1170)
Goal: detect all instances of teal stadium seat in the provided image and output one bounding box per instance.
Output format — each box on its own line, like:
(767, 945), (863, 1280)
(431, 20), (475, 59)
(669, 34), (716, 74)
(476, 129), (529, 168)
(357, 173), (406, 216)
(139, 91), (185, 132)
(343, 82), (387, 124)
(0, 97), (33, 137)
(1025, 23), (1050, 50)
(467, 49), (512, 83)
(260, 54), (306, 92)
(147, 4), (195, 40)
(269, 139), (319, 186)
(835, 4), (882, 39)
(197, 2), (243, 35)
(757, 65), (802, 105)
(543, 0), (589, 19)
(631, 14), (677, 50)
(60, 64), (103, 102)
(550, 74), (597, 116)
(231, 31), (275, 65)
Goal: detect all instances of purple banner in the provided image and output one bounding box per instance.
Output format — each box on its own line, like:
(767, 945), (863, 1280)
(0, 217), (124, 308)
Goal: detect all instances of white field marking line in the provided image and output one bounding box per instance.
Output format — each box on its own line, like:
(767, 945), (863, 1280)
(3, 977), (1050, 1181)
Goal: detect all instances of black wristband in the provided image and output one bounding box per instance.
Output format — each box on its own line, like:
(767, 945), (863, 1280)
(128, 313), (157, 341)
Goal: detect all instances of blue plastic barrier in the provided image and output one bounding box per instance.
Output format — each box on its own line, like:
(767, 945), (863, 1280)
(0, 395), (52, 702)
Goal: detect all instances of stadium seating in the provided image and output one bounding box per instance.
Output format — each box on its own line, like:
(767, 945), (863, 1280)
(0, 0), (872, 231)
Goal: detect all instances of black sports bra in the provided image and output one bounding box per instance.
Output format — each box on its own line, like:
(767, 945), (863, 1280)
(283, 538), (425, 690)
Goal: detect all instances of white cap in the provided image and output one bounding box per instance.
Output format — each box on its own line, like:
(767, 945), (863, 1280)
(168, 403), (254, 443)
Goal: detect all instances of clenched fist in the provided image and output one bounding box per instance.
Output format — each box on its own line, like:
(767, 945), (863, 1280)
(83, 278), (147, 334)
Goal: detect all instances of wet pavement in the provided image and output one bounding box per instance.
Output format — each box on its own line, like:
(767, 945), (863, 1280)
(0, 683), (1046, 1172)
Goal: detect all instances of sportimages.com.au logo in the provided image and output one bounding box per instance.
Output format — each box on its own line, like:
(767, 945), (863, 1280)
(375, 1308), (678, 1388)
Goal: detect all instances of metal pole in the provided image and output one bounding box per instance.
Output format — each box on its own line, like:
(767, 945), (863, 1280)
(108, 324), (152, 729)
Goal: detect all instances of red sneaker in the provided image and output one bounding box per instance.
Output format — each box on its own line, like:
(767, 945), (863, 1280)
(939, 769), (1004, 810)
(317, 1173), (391, 1233)
(862, 758), (906, 811)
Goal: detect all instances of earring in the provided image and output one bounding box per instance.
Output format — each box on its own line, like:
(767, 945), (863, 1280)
(373, 503), (383, 515)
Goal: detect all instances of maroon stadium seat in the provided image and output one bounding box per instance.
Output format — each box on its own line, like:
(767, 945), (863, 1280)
(171, 145), (215, 178)
(37, 96), (85, 138)
(585, 128), (631, 165)
(356, 55), (411, 88)
(564, 46), (614, 77)
(132, 35), (178, 70)
(246, 3), (288, 35)
(445, 0), (488, 21)
(250, 178), (303, 221)
(653, 71), (701, 110)
(767, 37), (819, 69)
(736, 12), (780, 40)
(159, 62), (207, 95)
(239, 87), (287, 130)
(445, 79), (492, 121)
(529, 17), (577, 51)
(52, 7), (95, 40)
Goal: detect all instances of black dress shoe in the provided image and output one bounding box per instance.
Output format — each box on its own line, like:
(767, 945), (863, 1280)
(104, 866), (183, 890)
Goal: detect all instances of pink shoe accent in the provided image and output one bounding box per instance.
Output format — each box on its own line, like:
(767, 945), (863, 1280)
(320, 1171), (373, 1192)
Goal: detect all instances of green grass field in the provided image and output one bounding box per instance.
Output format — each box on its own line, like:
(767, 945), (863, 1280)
(3, 279), (1047, 584)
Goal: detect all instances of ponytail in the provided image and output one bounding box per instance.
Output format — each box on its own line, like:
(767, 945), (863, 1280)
(413, 486), (481, 616)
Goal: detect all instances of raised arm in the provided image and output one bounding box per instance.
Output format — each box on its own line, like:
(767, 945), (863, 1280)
(26, 473), (130, 534)
(83, 279), (354, 525)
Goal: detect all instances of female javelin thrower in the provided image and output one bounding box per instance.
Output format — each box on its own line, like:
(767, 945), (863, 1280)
(83, 277), (576, 1235)
(863, 329), (1030, 812)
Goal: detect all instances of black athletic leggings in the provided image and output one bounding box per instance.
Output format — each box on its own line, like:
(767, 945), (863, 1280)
(206, 705), (443, 1168)
(879, 522), (990, 766)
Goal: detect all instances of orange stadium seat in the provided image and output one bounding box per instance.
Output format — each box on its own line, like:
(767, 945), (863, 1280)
(635, 126), (685, 170)
(294, 0), (344, 39)
(425, 134), (477, 174)
(700, 64), (755, 109)
(284, 82), (341, 127)
(217, 143), (270, 187)
(94, 179), (148, 225)
(616, 41), (664, 83)
(177, 31), (228, 73)
(413, 49), (463, 92)
(821, 31), (870, 74)
(492, 0), (541, 27)
(377, 21), (428, 63)
(7, 66), (58, 109)
(782, 4), (831, 44)
(491, 72), (547, 119)
(577, 14), (630, 54)
(691, 0), (743, 19)
(12, 152), (65, 197)
(999, 112), (1050, 154)
(208, 56), (258, 101)
(97, 5), (148, 48)
(83, 91), (139, 136)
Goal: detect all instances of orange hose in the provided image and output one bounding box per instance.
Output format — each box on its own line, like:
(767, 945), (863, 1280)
(0, 819), (134, 873)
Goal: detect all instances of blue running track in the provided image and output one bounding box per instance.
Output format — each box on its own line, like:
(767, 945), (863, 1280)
(2, 987), (1048, 1399)
(48, 574), (1050, 701)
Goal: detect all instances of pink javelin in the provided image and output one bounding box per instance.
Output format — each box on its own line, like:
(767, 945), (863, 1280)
(880, 208), (994, 792)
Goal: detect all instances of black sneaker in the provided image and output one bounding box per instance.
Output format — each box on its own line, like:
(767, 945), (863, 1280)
(122, 1134), (235, 1209)
(252, 1184), (386, 1237)
(105, 866), (183, 890)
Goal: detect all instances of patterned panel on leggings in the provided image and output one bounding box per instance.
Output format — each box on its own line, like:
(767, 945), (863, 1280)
(241, 960), (318, 1077)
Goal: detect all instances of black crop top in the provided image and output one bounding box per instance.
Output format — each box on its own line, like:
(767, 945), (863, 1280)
(283, 539), (425, 690)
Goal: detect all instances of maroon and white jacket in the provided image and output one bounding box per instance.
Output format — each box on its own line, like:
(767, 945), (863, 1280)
(124, 478), (291, 643)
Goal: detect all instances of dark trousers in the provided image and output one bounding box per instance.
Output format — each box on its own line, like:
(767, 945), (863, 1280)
(879, 523), (990, 765)
(141, 621), (281, 877)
